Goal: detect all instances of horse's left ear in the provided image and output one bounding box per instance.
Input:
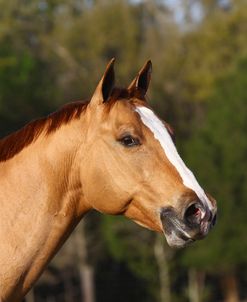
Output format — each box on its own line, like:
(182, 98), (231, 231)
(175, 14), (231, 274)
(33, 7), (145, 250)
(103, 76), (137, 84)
(128, 60), (152, 96)
(90, 58), (115, 106)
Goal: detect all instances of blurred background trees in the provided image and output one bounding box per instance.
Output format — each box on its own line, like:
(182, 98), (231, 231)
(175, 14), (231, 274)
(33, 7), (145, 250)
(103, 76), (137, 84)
(0, 0), (247, 301)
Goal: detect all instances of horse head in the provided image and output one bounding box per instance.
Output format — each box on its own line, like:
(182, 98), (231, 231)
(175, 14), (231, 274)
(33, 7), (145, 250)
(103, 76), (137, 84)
(80, 59), (217, 248)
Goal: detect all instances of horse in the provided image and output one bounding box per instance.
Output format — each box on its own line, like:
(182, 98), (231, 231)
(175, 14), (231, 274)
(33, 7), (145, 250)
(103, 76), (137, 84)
(0, 59), (217, 301)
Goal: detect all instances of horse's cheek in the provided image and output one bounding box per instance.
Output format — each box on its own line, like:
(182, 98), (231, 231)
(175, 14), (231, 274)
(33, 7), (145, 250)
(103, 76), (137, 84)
(81, 163), (132, 215)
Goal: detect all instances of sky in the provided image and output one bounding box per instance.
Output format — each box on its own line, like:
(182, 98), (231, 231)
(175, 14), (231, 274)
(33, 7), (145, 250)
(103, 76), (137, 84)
(164, 0), (204, 23)
(131, 0), (204, 24)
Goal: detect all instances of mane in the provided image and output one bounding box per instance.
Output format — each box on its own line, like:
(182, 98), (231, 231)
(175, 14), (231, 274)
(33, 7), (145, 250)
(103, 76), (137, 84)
(0, 101), (88, 162)
(0, 87), (143, 163)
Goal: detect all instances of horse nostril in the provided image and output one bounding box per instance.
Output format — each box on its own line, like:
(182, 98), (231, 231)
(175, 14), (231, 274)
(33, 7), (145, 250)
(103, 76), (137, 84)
(184, 202), (202, 225)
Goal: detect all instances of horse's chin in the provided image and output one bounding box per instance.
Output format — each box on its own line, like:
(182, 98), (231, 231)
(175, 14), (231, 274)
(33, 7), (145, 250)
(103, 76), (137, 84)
(160, 207), (198, 248)
(163, 231), (195, 248)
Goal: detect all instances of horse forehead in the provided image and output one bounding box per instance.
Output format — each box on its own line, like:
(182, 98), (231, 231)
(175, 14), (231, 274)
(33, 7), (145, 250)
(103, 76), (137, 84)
(134, 105), (170, 142)
(134, 106), (183, 170)
(109, 100), (142, 125)
(134, 105), (179, 164)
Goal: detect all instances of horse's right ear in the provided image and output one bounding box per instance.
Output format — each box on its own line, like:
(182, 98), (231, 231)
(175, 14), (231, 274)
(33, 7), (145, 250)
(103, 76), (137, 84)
(90, 58), (115, 107)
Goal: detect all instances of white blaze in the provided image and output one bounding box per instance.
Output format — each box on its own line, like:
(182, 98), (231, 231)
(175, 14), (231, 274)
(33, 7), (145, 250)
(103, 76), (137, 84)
(135, 106), (213, 210)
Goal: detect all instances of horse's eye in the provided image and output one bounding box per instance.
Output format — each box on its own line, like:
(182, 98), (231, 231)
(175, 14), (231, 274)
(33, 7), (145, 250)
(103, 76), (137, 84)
(120, 135), (140, 147)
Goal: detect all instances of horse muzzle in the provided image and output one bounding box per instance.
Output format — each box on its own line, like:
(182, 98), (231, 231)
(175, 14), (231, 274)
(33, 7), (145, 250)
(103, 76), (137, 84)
(160, 201), (217, 248)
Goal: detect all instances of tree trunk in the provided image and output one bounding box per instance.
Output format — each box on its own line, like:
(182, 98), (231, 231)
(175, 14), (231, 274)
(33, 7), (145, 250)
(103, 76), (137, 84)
(221, 272), (239, 302)
(74, 221), (95, 302)
(154, 234), (172, 302)
(188, 268), (205, 302)
(78, 263), (95, 302)
(62, 269), (75, 302)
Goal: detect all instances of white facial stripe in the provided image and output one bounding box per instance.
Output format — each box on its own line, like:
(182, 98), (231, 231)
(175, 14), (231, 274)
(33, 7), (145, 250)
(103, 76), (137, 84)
(135, 106), (213, 211)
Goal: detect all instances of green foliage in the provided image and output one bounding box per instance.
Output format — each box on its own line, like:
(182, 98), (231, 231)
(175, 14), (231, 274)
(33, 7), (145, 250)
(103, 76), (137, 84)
(101, 215), (160, 301)
(0, 46), (57, 135)
(172, 2), (247, 104)
(182, 56), (247, 271)
(102, 215), (158, 279)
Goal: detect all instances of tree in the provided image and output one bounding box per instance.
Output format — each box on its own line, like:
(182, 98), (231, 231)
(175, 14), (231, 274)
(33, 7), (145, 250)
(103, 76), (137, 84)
(181, 56), (247, 301)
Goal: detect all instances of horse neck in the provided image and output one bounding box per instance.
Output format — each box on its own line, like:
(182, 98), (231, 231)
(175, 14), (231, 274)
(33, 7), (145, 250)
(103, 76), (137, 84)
(0, 118), (89, 300)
